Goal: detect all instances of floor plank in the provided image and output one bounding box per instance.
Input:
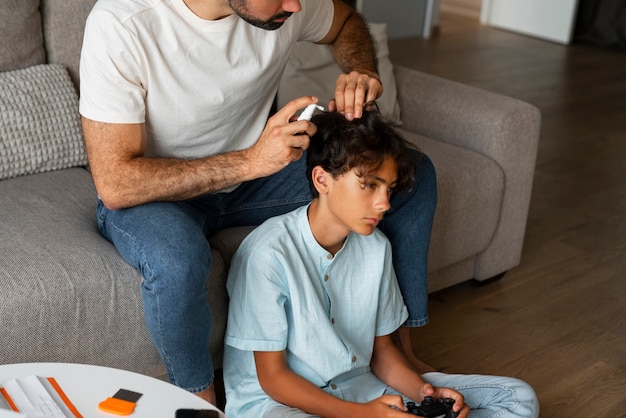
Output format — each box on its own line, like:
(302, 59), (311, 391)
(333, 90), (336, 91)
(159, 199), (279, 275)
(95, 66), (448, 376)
(390, 13), (626, 416)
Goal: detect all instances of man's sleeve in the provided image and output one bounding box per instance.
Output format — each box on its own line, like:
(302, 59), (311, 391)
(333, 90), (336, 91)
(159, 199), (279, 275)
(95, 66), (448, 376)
(79, 9), (146, 124)
(297, 0), (335, 43)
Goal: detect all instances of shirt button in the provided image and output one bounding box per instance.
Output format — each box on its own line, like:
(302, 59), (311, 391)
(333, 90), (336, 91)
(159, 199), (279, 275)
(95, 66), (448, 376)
(331, 383), (337, 390)
(326, 254), (333, 260)
(352, 356), (356, 363)
(324, 275), (329, 282)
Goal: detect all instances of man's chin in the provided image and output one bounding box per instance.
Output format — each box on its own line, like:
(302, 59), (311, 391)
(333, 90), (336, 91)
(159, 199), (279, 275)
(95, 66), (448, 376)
(238, 14), (291, 31)
(242, 18), (285, 30)
(262, 21), (286, 30)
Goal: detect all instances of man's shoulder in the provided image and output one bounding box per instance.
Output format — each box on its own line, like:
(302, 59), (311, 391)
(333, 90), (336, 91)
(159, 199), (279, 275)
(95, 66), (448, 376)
(90, 0), (165, 21)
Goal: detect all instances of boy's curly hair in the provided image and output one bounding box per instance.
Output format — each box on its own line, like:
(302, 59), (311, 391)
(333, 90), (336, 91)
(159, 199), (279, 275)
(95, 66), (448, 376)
(306, 109), (421, 199)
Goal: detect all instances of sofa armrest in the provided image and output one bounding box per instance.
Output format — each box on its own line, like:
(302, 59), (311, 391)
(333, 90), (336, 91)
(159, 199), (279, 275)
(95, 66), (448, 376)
(393, 65), (541, 279)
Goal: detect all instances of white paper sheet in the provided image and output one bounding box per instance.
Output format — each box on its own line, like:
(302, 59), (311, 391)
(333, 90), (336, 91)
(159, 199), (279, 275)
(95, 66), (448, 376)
(1, 376), (69, 418)
(0, 410), (27, 417)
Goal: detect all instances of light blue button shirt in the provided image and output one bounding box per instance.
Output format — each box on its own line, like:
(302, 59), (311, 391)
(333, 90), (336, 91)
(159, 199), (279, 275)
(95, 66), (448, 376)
(224, 205), (409, 417)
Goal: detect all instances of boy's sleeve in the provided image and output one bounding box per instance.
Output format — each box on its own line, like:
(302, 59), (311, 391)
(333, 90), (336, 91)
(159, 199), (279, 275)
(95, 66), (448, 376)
(375, 240), (409, 337)
(225, 242), (290, 352)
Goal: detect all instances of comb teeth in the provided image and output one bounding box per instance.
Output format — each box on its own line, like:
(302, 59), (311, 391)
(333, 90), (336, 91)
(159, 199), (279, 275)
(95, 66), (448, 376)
(113, 389), (143, 403)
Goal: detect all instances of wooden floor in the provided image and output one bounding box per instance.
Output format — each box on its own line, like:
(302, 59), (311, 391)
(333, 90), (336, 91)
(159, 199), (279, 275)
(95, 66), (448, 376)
(389, 14), (626, 417)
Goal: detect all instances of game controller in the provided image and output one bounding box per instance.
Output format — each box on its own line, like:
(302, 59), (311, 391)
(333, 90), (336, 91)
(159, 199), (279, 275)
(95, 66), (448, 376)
(405, 396), (459, 418)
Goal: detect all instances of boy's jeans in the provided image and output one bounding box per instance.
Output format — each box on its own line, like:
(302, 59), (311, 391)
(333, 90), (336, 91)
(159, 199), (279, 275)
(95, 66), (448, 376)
(96, 151), (436, 392)
(264, 372), (540, 418)
(420, 372), (540, 418)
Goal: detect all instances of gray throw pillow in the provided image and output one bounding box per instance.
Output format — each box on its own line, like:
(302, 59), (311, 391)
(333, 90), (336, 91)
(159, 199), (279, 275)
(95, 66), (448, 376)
(0, 64), (88, 180)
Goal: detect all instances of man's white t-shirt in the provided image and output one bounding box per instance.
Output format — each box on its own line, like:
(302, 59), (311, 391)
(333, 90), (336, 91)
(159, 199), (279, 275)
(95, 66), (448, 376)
(79, 0), (334, 159)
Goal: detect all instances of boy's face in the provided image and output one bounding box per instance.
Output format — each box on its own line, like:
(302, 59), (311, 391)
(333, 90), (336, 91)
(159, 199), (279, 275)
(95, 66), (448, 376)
(325, 156), (398, 236)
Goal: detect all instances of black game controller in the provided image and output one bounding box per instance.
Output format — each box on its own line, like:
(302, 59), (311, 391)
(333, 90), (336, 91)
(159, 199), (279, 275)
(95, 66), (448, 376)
(405, 396), (459, 418)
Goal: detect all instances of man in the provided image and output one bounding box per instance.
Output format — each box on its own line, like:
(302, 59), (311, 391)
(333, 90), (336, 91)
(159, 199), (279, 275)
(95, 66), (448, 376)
(223, 110), (538, 418)
(79, 0), (436, 404)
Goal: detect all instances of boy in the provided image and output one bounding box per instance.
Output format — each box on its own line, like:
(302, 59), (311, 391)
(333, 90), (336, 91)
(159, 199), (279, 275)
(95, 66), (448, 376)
(224, 110), (539, 417)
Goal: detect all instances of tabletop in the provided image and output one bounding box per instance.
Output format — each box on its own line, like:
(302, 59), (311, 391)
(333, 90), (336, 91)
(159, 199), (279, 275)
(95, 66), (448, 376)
(0, 363), (224, 418)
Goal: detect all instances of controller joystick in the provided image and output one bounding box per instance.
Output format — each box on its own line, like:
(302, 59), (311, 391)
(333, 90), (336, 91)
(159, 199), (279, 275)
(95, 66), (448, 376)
(405, 396), (459, 418)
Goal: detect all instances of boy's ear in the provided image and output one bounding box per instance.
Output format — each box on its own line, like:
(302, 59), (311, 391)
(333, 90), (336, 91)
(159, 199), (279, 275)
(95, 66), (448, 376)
(312, 166), (330, 195)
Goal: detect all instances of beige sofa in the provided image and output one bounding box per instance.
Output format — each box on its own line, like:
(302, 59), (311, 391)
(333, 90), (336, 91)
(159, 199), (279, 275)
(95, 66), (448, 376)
(0, 0), (540, 381)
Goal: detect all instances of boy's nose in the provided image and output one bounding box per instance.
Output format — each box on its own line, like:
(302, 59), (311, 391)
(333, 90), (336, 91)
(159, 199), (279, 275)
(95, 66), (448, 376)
(375, 194), (392, 212)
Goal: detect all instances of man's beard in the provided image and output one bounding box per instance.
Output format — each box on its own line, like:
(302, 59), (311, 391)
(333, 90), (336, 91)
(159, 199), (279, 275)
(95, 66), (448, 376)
(228, 0), (293, 30)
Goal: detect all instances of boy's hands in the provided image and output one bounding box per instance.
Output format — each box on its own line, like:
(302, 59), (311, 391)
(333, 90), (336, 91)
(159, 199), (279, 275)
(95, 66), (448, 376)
(352, 391), (470, 417)
(419, 384), (470, 418)
(354, 395), (408, 417)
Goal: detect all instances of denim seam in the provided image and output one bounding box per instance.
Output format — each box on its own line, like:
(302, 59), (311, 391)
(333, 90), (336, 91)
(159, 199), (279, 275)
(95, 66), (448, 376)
(404, 316), (429, 327)
(450, 383), (521, 418)
(186, 381), (214, 394)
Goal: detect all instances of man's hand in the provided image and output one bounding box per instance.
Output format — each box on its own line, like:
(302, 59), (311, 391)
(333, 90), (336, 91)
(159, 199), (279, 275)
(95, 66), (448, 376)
(243, 96), (319, 178)
(419, 384), (470, 418)
(329, 70), (383, 120)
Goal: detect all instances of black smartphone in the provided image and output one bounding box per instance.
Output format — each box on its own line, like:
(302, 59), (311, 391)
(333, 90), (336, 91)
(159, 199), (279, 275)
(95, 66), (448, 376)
(175, 409), (219, 418)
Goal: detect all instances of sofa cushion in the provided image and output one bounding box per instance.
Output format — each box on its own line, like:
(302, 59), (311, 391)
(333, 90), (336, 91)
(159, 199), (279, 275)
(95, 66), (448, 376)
(0, 0), (46, 71)
(400, 129), (505, 272)
(278, 23), (401, 126)
(40, 0), (98, 88)
(0, 64), (87, 180)
(0, 168), (162, 372)
(0, 168), (227, 371)
(210, 226), (256, 270)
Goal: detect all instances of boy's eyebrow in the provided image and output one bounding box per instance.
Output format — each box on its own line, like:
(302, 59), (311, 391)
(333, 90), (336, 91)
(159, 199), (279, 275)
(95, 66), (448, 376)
(364, 173), (398, 186)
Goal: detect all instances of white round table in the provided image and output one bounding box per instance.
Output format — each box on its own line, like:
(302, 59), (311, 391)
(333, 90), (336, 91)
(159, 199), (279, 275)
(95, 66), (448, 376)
(0, 363), (224, 418)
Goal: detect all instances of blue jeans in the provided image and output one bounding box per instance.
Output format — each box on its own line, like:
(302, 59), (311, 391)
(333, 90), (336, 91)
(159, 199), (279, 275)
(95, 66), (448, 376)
(263, 372), (539, 418)
(420, 372), (540, 418)
(96, 151), (436, 392)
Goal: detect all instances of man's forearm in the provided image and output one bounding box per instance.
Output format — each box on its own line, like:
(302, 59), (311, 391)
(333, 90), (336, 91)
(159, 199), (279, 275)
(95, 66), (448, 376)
(329, 11), (379, 77)
(95, 150), (255, 210)
(82, 118), (256, 210)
